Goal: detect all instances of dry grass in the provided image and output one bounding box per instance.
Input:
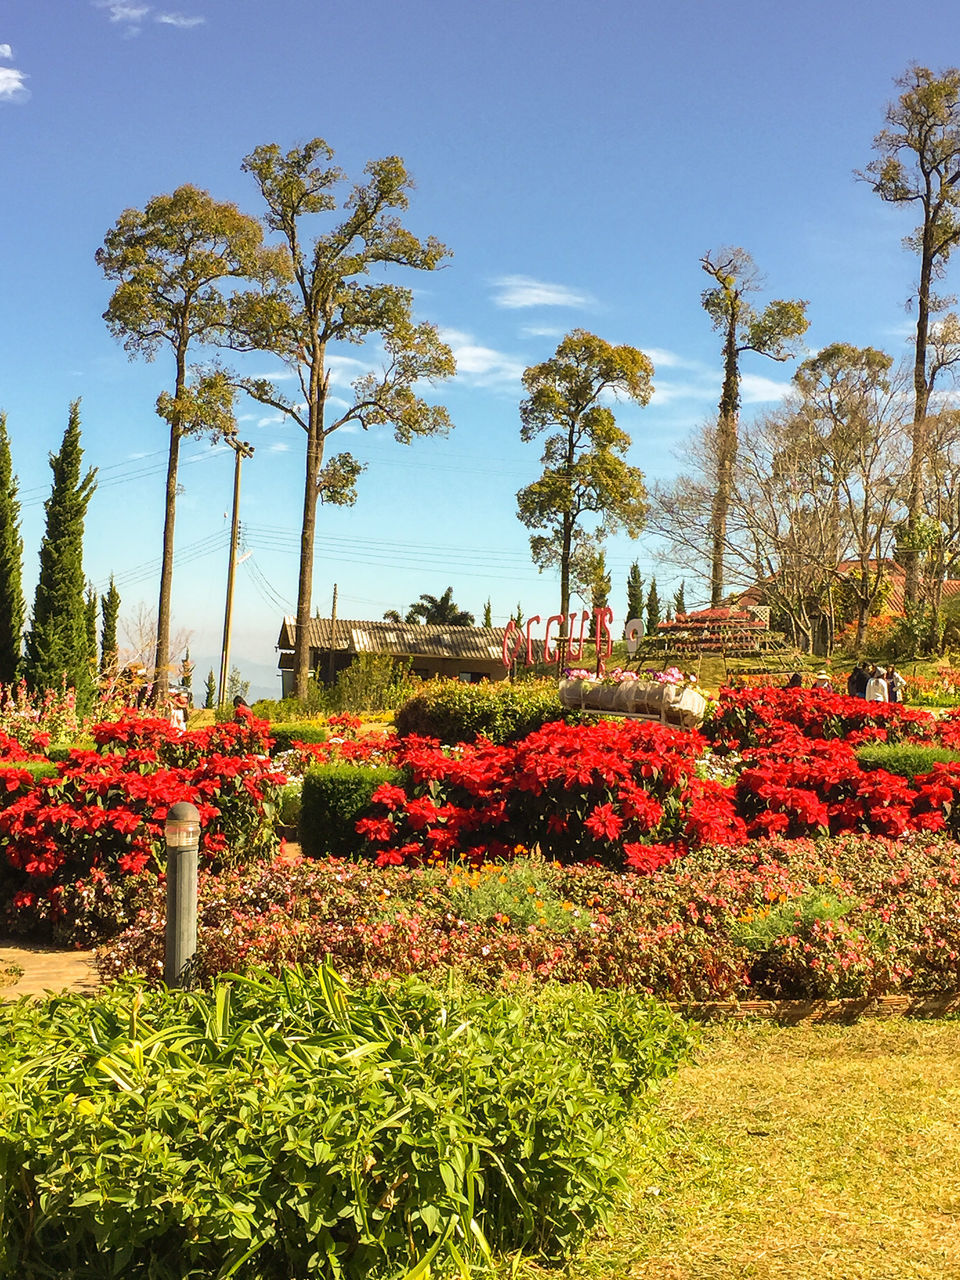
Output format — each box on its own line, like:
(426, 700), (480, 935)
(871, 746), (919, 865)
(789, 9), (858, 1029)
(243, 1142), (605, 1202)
(508, 1019), (960, 1280)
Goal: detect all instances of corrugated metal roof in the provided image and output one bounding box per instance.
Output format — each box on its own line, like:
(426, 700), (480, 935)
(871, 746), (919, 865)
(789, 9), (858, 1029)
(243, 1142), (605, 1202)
(277, 616), (509, 663)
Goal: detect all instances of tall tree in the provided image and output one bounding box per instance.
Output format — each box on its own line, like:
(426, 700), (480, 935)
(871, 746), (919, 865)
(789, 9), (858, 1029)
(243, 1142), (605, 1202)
(97, 185), (269, 701)
(701, 248), (808, 605)
(180, 647), (194, 705)
(626, 560), (645, 622)
(483, 597), (493, 627)
(84, 584), (98, 672)
(516, 329), (652, 630)
(225, 139), (455, 700)
(0, 413), (24, 684)
(645, 578), (662, 634)
(673, 580), (687, 617)
(23, 403), (97, 709)
(863, 65), (960, 605)
(100, 575), (121, 677)
(204, 668), (216, 709)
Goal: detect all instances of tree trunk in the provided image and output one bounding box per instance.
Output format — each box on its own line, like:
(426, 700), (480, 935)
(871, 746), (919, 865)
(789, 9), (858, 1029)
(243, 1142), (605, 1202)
(710, 312), (740, 606)
(153, 347), (186, 705)
(904, 216), (935, 607)
(293, 366), (325, 702)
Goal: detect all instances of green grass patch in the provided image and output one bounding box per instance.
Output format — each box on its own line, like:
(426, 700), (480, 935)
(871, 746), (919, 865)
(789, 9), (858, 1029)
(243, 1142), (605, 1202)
(856, 741), (960, 779)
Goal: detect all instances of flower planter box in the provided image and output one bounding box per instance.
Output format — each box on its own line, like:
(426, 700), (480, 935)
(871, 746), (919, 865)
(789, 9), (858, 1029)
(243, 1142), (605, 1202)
(559, 678), (707, 727)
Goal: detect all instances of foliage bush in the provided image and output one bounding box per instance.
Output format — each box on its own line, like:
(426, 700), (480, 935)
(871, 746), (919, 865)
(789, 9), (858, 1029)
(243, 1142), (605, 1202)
(0, 966), (693, 1279)
(395, 677), (565, 744)
(267, 721), (328, 755)
(300, 763), (403, 859)
(855, 742), (960, 779)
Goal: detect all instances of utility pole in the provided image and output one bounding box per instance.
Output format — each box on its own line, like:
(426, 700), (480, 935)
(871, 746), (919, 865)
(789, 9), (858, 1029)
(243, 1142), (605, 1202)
(218, 437), (254, 708)
(327, 582), (338, 685)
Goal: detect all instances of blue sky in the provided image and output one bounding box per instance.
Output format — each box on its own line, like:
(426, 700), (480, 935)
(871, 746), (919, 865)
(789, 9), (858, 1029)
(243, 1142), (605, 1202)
(0, 0), (956, 695)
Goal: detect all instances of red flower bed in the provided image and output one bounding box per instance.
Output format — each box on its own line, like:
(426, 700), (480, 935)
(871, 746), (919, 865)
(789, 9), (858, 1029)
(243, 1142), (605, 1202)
(707, 685), (937, 750)
(354, 719), (746, 870)
(0, 712), (285, 944)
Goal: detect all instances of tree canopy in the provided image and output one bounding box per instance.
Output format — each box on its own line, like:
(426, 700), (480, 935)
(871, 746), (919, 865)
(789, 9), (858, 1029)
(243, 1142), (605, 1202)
(224, 139), (456, 699)
(516, 329), (653, 631)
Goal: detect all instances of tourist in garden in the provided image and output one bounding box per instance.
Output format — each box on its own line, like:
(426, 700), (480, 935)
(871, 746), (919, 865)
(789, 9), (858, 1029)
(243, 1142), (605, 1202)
(847, 663), (867, 698)
(865, 664), (888, 701)
(885, 664), (906, 703)
(785, 671), (803, 688)
(811, 669), (833, 692)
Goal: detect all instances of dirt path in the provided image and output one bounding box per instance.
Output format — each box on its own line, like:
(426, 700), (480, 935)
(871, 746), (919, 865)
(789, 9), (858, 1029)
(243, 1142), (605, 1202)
(1, 941), (99, 1001)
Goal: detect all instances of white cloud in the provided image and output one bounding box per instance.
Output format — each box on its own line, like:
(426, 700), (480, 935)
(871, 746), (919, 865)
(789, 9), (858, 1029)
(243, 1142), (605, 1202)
(326, 353), (369, 387)
(257, 414), (285, 427)
(491, 274), (595, 310)
(267, 442), (291, 453)
(96, 2), (151, 22)
(0, 44), (13, 59)
(643, 347), (688, 369)
(740, 372), (793, 404)
(0, 65), (27, 101)
(520, 324), (563, 339)
(440, 328), (526, 388)
(155, 12), (205, 26)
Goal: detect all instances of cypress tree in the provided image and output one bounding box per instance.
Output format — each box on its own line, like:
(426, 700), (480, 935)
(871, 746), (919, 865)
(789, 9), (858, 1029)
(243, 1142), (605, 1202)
(181, 647), (194, 706)
(645, 577), (662, 635)
(85, 584), (98, 671)
(483, 598), (493, 627)
(100, 576), (121, 677)
(23, 402), (98, 709)
(0, 413), (24, 684)
(626, 560), (645, 622)
(204, 668), (216, 709)
(673, 580), (687, 618)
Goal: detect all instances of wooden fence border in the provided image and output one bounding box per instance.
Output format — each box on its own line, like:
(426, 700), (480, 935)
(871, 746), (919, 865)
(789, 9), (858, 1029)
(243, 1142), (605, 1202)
(669, 994), (960, 1023)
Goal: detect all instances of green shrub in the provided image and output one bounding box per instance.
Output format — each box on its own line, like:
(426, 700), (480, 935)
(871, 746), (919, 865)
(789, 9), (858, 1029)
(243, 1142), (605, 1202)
(396, 678), (565, 744)
(268, 722), (328, 755)
(0, 966), (694, 1279)
(856, 742), (960, 779)
(45, 736), (96, 762)
(300, 763), (402, 858)
(278, 780), (303, 828)
(0, 760), (58, 782)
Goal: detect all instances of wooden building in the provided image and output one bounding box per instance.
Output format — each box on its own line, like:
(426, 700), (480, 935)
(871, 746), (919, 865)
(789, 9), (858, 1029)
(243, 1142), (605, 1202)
(276, 616), (509, 696)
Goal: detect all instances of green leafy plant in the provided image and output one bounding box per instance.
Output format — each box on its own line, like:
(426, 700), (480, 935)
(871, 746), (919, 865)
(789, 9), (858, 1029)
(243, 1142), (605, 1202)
(0, 965), (694, 1279)
(856, 742), (960, 779)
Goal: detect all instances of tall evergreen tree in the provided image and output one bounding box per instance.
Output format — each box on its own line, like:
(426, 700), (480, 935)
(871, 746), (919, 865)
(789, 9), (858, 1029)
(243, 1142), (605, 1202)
(645, 577), (662, 635)
(587, 548), (612, 612)
(85, 584), (98, 672)
(100, 576), (121, 677)
(0, 413), (24, 684)
(626, 561), (645, 622)
(204, 668), (217, 709)
(673, 580), (687, 617)
(483, 598), (493, 627)
(23, 403), (97, 709)
(181, 647), (194, 706)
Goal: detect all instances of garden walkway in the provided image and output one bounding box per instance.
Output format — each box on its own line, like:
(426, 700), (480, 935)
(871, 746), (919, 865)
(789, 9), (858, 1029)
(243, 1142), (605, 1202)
(0, 941), (99, 1000)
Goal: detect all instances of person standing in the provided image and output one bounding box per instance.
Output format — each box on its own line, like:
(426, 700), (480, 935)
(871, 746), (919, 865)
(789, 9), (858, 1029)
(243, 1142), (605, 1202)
(812, 669), (834, 692)
(885, 665), (906, 703)
(846, 664), (865, 697)
(865, 665), (888, 702)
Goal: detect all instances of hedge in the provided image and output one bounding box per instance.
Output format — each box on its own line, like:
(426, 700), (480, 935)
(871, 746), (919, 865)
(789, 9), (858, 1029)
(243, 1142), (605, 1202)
(268, 722), (328, 756)
(395, 678), (565, 745)
(299, 763), (402, 858)
(855, 742), (960, 779)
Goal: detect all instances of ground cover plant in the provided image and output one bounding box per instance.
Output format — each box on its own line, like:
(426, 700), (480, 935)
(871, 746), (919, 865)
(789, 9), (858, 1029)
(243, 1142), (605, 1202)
(98, 832), (960, 1001)
(0, 965), (694, 1280)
